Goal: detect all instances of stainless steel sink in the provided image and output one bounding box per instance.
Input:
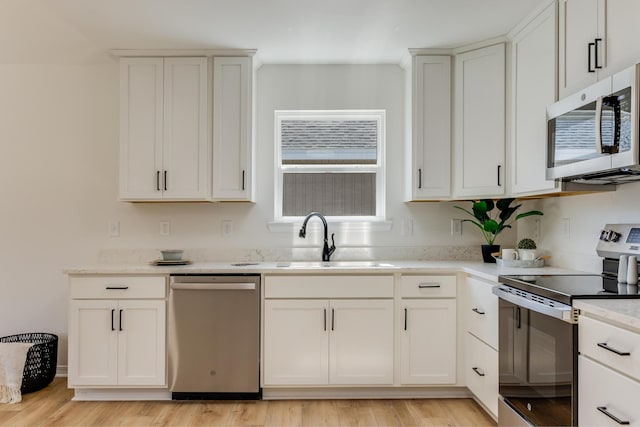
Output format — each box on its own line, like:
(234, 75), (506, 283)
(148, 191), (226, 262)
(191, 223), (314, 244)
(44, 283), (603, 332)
(275, 261), (395, 268)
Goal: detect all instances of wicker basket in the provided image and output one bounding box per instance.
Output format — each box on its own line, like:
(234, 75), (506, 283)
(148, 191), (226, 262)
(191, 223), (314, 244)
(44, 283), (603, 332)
(0, 333), (58, 393)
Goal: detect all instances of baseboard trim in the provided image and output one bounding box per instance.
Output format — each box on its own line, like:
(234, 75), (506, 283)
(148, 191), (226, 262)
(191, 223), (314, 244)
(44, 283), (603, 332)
(262, 386), (471, 400)
(72, 388), (172, 401)
(55, 365), (68, 377)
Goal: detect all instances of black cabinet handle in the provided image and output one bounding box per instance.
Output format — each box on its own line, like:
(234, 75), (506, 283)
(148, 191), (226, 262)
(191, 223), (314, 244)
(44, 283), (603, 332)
(164, 171), (168, 191)
(597, 342), (631, 356)
(404, 308), (408, 331)
(588, 42), (596, 73)
(323, 308), (327, 331)
(418, 168), (422, 189)
(331, 308), (335, 331)
(516, 307), (521, 329)
(497, 165), (502, 186)
(594, 38), (603, 69)
(472, 367), (485, 377)
(597, 406), (630, 425)
(418, 283), (441, 289)
(105, 286), (129, 290)
(119, 309), (123, 331)
(156, 171), (161, 191)
(472, 308), (485, 315)
(111, 309), (115, 331)
(242, 170), (245, 191)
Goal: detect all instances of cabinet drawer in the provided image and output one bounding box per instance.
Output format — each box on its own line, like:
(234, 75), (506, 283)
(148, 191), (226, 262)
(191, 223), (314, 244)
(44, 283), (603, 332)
(465, 332), (498, 418)
(579, 315), (640, 382)
(579, 355), (640, 426)
(400, 275), (456, 298)
(69, 276), (166, 299)
(264, 275), (393, 299)
(466, 277), (498, 349)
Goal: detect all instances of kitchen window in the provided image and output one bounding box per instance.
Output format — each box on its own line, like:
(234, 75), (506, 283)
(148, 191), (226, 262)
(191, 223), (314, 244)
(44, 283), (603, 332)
(274, 110), (386, 222)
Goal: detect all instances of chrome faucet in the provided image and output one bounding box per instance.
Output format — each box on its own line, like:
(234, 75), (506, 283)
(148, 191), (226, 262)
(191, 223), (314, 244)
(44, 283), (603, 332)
(299, 212), (336, 262)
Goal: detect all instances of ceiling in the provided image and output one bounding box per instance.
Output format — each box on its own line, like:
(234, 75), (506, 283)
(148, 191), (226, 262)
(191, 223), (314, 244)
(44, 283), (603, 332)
(2, 0), (547, 64)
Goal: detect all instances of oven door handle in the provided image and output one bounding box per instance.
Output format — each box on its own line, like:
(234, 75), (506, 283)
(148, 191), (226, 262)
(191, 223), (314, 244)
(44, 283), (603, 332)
(492, 286), (577, 323)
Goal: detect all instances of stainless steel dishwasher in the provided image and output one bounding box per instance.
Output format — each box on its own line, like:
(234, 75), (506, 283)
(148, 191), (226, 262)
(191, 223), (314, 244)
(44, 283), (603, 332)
(168, 274), (261, 399)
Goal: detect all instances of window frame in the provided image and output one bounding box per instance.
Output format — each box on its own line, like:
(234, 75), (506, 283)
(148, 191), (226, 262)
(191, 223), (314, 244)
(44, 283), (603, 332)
(274, 109), (386, 223)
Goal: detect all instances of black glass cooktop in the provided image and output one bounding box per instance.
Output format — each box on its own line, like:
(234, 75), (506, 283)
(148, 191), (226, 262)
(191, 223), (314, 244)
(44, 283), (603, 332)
(498, 274), (640, 305)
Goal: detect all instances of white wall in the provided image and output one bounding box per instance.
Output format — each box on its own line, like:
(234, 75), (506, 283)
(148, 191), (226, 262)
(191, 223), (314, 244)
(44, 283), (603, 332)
(1, 60), (502, 367)
(519, 182), (640, 273)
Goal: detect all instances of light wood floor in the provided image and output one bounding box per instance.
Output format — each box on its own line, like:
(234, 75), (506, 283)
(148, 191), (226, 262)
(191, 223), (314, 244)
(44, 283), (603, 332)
(0, 378), (496, 426)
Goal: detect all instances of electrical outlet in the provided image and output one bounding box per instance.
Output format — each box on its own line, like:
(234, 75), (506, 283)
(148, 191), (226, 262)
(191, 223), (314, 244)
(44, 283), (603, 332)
(562, 218), (571, 238)
(160, 221), (171, 236)
(451, 219), (462, 236)
(222, 220), (233, 237)
(534, 219), (541, 238)
(108, 221), (120, 237)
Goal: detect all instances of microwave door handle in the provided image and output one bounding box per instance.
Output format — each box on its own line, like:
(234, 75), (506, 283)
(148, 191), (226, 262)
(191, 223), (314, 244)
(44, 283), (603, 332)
(613, 100), (621, 153)
(596, 96), (604, 153)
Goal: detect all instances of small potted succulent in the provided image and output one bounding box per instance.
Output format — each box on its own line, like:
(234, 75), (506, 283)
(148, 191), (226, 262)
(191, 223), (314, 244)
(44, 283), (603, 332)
(454, 198), (543, 263)
(517, 238), (538, 261)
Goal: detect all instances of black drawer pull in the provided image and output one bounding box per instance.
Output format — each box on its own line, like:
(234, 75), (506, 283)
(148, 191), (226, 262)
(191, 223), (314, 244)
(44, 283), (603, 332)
(323, 308), (327, 331)
(106, 286), (129, 290)
(119, 309), (123, 331)
(111, 309), (115, 331)
(597, 342), (631, 356)
(472, 367), (485, 377)
(472, 308), (485, 315)
(418, 283), (441, 289)
(597, 406), (630, 425)
(404, 308), (408, 331)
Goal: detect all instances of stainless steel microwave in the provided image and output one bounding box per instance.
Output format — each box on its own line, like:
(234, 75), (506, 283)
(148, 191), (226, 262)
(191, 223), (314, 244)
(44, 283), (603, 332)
(547, 64), (640, 184)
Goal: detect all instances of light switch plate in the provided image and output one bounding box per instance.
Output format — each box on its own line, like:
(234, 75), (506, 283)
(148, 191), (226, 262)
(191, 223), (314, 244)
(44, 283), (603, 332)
(222, 220), (233, 237)
(451, 219), (462, 236)
(160, 221), (171, 236)
(108, 221), (120, 237)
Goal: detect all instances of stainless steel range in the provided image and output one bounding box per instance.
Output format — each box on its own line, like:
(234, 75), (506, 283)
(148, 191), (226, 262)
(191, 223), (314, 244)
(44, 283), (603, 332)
(494, 224), (640, 426)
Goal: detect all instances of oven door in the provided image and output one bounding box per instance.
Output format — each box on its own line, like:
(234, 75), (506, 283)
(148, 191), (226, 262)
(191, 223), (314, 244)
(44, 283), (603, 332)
(494, 287), (578, 426)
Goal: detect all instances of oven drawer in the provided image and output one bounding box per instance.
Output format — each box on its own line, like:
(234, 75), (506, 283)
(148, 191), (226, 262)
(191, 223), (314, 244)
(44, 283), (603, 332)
(69, 275), (167, 299)
(579, 315), (640, 382)
(579, 355), (640, 426)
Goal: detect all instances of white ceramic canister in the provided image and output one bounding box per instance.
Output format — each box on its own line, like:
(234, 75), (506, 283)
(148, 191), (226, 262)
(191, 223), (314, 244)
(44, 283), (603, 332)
(627, 255), (638, 285)
(618, 255), (628, 283)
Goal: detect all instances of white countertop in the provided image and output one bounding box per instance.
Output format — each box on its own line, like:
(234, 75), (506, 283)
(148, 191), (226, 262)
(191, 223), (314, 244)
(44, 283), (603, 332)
(65, 260), (584, 282)
(574, 299), (640, 331)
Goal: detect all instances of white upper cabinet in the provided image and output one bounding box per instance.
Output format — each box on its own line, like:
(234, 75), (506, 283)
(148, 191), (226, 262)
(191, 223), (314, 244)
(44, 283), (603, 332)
(510, 2), (560, 196)
(212, 56), (254, 201)
(120, 57), (210, 201)
(453, 43), (506, 198)
(559, 0), (640, 98)
(405, 55), (451, 201)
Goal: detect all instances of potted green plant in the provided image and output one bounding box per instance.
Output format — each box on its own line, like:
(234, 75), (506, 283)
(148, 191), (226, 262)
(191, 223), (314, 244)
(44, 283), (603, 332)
(517, 237), (538, 261)
(453, 198), (543, 263)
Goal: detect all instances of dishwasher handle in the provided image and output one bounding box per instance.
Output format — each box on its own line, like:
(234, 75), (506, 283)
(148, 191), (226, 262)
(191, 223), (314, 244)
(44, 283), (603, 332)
(170, 282), (256, 291)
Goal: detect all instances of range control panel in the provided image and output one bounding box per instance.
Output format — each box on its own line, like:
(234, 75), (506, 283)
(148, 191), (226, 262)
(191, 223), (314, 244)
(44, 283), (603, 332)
(597, 224), (640, 259)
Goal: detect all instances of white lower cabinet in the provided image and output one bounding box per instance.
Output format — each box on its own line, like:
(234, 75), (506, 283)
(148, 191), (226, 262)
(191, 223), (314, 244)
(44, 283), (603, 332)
(263, 298), (393, 386)
(461, 275), (498, 418)
(465, 332), (498, 417)
(578, 314), (640, 426)
(399, 275), (457, 385)
(400, 299), (456, 384)
(68, 276), (167, 387)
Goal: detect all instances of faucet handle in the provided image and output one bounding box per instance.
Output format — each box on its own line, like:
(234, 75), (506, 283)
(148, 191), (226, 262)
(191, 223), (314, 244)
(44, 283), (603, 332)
(328, 233), (336, 256)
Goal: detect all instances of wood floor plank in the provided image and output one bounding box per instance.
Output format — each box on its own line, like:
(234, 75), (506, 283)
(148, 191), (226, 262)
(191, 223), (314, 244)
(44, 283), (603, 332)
(0, 379), (496, 427)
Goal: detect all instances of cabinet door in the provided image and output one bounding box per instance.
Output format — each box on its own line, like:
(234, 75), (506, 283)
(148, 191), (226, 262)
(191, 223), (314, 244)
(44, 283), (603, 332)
(604, 0), (640, 77)
(213, 56), (253, 201)
(579, 355), (640, 427)
(119, 58), (164, 200)
(263, 299), (329, 385)
(466, 332), (498, 418)
(68, 300), (118, 386)
(162, 58), (210, 201)
(407, 55), (451, 200)
(453, 44), (505, 198)
(558, 0), (600, 97)
(511, 3), (560, 196)
(117, 300), (166, 386)
(329, 299), (394, 385)
(400, 299), (456, 385)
